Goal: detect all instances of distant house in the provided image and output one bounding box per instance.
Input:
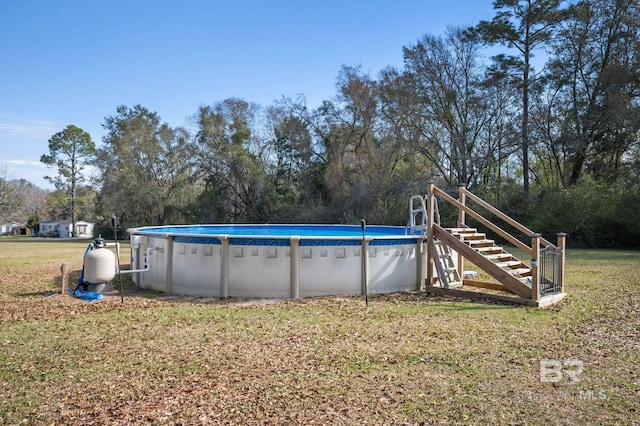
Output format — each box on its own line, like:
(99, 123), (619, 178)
(39, 220), (63, 237)
(38, 220), (94, 238)
(74, 221), (94, 238)
(0, 222), (28, 236)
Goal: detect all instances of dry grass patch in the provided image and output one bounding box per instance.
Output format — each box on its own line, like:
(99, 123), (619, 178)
(0, 237), (638, 424)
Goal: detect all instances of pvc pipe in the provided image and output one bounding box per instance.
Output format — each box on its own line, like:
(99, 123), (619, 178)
(117, 247), (160, 275)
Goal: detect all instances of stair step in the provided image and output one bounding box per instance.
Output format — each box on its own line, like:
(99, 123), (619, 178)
(484, 253), (510, 260)
(474, 246), (504, 253)
(447, 228), (477, 235)
(467, 239), (496, 247)
(458, 233), (487, 240)
(507, 268), (531, 276)
(484, 252), (513, 262)
(494, 260), (523, 268)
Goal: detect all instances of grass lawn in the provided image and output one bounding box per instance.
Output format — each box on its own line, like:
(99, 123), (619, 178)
(0, 237), (638, 424)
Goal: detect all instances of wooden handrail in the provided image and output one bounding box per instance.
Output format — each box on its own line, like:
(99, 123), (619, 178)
(460, 187), (554, 248)
(433, 187), (532, 255)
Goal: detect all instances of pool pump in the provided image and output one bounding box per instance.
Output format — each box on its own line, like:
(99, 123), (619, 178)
(79, 236), (117, 294)
(76, 224), (159, 301)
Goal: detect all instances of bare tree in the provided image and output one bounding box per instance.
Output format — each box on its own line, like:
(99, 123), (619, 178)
(398, 28), (504, 188)
(547, 0), (640, 185)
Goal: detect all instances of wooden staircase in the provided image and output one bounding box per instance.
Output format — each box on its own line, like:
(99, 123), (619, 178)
(448, 227), (533, 282)
(432, 224), (533, 298)
(417, 182), (566, 307)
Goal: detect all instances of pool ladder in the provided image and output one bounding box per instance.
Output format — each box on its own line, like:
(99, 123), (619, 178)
(407, 195), (427, 235)
(407, 194), (440, 234)
(433, 240), (463, 288)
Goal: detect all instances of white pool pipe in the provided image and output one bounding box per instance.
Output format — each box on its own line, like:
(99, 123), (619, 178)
(117, 246), (161, 275)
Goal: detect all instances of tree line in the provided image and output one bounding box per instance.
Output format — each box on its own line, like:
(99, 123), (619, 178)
(2, 0), (638, 248)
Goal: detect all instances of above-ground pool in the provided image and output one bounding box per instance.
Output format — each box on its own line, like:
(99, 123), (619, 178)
(127, 224), (428, 299)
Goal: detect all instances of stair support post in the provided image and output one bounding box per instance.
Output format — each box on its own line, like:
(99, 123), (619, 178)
(457, 183), (467, 227)
(557, 233), (566, 294)
(530, 234), (541, 301)
(425, 181), (435, 287)
(457, 183), (467, 279)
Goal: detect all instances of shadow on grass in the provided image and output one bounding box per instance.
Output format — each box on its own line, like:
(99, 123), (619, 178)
(12, 267), (122, 298)
(416, 293), (522, 311)
(13, 291), (59, 297)
(12, 268), (80, 298)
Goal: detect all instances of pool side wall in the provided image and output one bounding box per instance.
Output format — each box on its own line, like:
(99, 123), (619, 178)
(129, 232), (426, 299)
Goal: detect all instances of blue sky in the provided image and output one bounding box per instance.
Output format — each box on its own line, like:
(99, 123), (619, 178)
(0, 0), (495, 189)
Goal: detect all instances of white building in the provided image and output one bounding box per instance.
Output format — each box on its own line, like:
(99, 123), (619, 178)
(0, 222), (27, 236)
(38, 220), (94, 238)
